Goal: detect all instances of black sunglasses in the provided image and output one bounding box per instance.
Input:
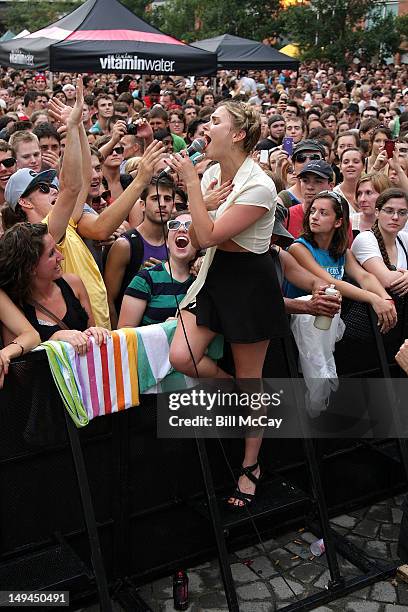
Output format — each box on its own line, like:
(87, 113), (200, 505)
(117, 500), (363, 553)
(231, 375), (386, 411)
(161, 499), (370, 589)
(0, 157), (16, 169)
(294, 153), (321, 163)
(112, 146), (124, 155)
(92, 190), (111, 206)
(24, 182), (50, 197)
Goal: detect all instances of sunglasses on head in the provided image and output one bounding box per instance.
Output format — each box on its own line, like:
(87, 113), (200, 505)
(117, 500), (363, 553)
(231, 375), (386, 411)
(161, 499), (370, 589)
(112, 146), (124, 155)
(92, 190), (111, 206)
(167, 219), (192, 231)
(0, 157), (16, 169)
(316, 190), (343, 205)
(294, 153), (321, 163)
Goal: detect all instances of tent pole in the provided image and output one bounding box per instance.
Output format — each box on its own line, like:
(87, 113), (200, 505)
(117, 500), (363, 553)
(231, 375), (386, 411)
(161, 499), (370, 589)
(142, 75), (146, 98)
(212, 75), (217, 95)
(49, 71), (53, 91)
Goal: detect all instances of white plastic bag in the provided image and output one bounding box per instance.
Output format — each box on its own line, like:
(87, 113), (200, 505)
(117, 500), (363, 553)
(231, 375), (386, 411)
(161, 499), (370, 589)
(290, 297), (345, 418)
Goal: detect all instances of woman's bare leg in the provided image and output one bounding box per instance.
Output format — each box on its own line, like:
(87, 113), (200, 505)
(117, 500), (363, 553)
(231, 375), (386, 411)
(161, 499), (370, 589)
(228, 340), (270, 507)
(170, 310), (231, 378)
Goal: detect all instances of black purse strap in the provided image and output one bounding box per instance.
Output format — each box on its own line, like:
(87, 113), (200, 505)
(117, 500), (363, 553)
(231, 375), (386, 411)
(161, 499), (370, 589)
(31, 300), (70, 331)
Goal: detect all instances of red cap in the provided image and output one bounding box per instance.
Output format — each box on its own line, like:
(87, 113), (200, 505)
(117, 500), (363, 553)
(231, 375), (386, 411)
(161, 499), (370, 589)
(34, 74), (46, 82)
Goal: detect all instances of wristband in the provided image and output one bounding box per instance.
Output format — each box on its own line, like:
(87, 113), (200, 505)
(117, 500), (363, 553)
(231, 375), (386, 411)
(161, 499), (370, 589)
(385, 298), (394, 302)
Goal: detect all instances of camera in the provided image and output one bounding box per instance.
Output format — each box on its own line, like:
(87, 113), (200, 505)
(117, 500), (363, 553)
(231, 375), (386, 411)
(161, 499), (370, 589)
(127, 123), (138, 135)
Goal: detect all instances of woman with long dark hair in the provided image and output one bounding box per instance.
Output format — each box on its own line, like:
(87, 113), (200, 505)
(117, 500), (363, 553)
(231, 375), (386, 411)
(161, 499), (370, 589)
(287, 191), (397, 332)
(0, 223), (109, 353)
(166, 100), (289, 508)
(352, 188), (408, 296)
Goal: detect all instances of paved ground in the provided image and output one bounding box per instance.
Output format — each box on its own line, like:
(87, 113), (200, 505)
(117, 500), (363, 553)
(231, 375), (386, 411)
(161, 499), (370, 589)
(79, 493), (408, 612)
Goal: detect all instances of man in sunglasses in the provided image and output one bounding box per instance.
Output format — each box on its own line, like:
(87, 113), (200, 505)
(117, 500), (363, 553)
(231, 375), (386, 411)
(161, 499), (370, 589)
(0, 141), (16, 207)
(277, 139), (325, 208)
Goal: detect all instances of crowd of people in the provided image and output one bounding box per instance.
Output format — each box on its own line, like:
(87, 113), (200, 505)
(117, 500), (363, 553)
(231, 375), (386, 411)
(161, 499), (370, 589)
(0, 61), (408, 505)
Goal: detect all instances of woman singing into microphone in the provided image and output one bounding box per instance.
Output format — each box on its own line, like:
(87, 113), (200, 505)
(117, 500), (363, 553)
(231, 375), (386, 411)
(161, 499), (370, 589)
(168, 101), (289, 508)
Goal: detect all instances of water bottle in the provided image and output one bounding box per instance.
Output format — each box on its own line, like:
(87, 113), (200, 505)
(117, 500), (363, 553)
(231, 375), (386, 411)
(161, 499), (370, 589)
(173, 570), (189, 610)
(313, 284), (339, 331)
(310, 538), (325, 556)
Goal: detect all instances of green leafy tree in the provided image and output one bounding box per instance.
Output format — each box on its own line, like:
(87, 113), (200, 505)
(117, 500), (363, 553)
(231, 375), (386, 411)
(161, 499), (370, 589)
(4, 1), (81, 33)
(282, 0), (400, 66)
(120, 0), (152, 18)
(150, 0), (284, 43)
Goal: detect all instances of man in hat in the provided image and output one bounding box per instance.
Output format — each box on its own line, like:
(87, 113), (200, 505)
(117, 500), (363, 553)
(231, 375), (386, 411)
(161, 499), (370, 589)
(256, 114), (286, 150)
(33, 73), (47, 92)
(62, 83), (76, 108)
(285, 159), (334, 239)
(277, 139), (325, 208)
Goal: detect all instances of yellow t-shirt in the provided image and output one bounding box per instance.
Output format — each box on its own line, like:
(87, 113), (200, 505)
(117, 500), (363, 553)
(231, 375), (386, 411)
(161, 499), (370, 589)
(43, 216), (111, 330)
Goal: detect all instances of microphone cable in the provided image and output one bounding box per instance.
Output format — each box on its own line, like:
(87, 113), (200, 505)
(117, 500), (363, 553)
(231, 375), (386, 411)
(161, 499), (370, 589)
(154, 167), (301, 601)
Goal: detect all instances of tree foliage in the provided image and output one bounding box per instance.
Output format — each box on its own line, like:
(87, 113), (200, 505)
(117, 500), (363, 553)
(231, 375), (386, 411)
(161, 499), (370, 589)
(2, 0), (402, 66)
(120, 0), (152, 18)
(282, 0), (400, 66)
(149, 0), (284, 43)
(4, 1), (81, 33)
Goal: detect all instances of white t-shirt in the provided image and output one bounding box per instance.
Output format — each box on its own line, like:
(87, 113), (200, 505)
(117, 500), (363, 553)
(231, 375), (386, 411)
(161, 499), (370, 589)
(351, 230), (408, 269)
(201, 161), (277, 254)
(333, 185), (359, 222)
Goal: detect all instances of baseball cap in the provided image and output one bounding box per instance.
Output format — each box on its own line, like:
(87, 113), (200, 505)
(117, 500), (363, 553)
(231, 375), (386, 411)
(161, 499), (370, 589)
(62, 83), (75, 93)
(5, 168), (57, 209)
(298, 160), (333, 180)
(272, 203), (294, 245)
(345, 103), (359, 114)
(292, 139), (325, 158)
(34, 74), (47, 83)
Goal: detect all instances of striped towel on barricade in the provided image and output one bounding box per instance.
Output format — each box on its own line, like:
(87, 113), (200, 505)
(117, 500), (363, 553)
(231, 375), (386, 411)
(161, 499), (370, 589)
(42, 327), (139, 427)
(42, 321), (224, 426)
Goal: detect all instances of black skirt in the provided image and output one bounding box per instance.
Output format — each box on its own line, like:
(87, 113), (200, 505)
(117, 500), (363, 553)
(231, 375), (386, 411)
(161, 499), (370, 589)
(187, 249), (289, 344)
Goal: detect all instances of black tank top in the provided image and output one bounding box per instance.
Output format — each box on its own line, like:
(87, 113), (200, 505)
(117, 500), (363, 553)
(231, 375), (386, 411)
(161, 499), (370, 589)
(114, 228), (144, 313)
(22, 277), (89, 342)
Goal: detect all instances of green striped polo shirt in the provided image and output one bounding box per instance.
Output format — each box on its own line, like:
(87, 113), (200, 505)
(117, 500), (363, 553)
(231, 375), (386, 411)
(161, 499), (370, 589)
(125, 262), (194, 326)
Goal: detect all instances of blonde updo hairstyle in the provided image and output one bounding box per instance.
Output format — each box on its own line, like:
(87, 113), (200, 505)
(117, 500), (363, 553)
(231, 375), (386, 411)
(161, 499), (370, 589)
(217, 100), (261, 154)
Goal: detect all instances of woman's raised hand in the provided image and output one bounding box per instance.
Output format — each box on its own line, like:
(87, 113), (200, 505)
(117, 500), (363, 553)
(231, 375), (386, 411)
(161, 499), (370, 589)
(372, 149), (388, 172)
(136, 140), (164, 186)
(164, 150), (198, 183)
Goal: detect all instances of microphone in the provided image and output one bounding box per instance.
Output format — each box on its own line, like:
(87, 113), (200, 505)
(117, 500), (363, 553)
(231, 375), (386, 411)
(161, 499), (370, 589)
(158, 138), (206, 178)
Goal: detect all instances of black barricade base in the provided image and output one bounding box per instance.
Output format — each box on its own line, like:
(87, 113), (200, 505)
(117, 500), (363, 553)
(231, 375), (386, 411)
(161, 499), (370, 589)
(0, 351), (406, 609)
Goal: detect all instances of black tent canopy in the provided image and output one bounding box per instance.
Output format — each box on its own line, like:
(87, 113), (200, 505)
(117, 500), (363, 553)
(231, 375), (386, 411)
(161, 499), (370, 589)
(0, 0), (216, 75)
(192, 34), (299, 71)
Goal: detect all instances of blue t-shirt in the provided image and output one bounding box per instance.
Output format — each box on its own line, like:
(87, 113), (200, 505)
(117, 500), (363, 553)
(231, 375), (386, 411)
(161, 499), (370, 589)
(284, 237), (345, 298)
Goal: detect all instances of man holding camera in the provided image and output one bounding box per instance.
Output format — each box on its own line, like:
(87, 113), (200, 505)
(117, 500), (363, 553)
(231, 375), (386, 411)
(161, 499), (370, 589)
(97, 118), (151, 172)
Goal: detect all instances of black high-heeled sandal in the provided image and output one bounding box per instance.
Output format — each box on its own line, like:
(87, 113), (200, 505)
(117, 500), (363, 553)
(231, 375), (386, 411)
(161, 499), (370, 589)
(228, 462), (261, 508)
